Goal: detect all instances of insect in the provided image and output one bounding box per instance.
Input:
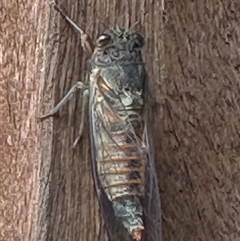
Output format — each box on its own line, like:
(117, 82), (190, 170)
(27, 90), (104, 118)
(38, 3), (162, 241)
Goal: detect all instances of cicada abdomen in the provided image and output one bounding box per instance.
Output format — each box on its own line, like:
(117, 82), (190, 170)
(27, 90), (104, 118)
(89, 26), (162, 241)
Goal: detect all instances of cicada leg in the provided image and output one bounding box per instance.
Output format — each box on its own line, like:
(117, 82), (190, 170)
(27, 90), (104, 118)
(37, 81), (87, 121)
(73, 88), (89, 148)
(53, 1), (94, 56)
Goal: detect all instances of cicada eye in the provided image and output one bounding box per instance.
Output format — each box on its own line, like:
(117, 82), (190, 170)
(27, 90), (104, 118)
(96, 33), (112, 47)
(131, 33), (145, 49)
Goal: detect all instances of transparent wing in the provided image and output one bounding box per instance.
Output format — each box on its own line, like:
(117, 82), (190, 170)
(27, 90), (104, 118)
(89, 84), (133, 241)
(89, 73), (161, 241)
(142, 110), (162, 241)
(140, 74), (162, 241)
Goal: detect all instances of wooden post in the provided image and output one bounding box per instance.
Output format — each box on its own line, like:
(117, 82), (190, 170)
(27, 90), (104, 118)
(1, 1), (240, 241)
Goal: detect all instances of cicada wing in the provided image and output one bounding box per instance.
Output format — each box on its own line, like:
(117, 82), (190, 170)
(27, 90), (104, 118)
(88, 68), (161, 241)
(142, 122), (162, 241)
(88, 87), (133, 241)
(142, 78), (162, 241)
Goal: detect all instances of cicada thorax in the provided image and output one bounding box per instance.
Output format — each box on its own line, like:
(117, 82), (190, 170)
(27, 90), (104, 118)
(89, 26), (149, 241)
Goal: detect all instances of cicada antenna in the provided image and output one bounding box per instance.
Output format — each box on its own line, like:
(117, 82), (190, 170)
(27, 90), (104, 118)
(124, 20), (139, 38)
(129, 20), (139, 32)
(115, 24), (121, 32)
(99, 21), (107, 32)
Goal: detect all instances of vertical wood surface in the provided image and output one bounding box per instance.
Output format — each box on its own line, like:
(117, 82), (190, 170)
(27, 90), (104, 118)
(1, 0), (46, 240)
(1, 0), (240, 241)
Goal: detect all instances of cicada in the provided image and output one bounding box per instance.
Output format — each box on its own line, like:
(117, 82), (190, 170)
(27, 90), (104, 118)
(39, 3), (162, 241)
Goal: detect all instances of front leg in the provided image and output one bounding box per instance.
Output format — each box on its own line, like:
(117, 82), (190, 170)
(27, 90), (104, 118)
(53, 2), (94, 56)
(73, 89), (89, 147)
(37, 81), (87, 121)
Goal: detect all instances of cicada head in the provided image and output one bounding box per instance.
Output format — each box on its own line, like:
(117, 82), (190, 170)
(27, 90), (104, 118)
(92, 26), (145, 66)
(93, 26), (145, 58)
(90, 26), (147, 108)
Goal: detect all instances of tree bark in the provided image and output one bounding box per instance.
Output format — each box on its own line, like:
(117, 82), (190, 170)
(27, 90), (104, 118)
(1, 0), (240, 241)
(1, 0), (46, 240)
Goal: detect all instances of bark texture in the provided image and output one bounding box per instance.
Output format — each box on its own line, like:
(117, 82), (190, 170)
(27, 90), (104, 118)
(1, 0), (46, 240)
(1, 0), (240, 241)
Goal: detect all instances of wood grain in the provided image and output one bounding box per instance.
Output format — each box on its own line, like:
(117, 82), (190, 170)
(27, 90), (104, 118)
(1, 0), (46, 240)
(1, 0), (240, 241)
